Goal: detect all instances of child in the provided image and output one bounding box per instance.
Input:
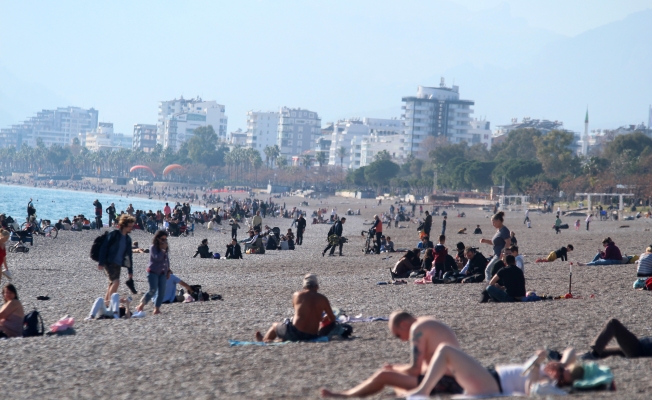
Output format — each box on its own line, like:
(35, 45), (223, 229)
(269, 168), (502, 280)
(473, 225), (482, 234)
(574, 219), (580, 231)
(431, 235), (448, 278)
(536, 244), (574, 262)
(506, 245), (524, 272)
(455, 242), (467, 269)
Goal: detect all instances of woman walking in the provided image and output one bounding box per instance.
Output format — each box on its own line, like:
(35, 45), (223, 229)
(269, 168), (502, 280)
(480, 211), (511, 281)
(136, 230), (170, 315)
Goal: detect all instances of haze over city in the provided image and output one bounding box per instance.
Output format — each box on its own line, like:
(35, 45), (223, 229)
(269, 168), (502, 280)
(1, 0), (651, 135)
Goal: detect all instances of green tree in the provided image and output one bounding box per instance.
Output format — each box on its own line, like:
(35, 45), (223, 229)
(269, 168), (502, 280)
(603, 131), (652, 161)
(364, 159), (400, 191)
(187, 125), (223, 166)
(493, 159), (544, 192)
(491, 128), (542, 161)
(374, 150), (392, 162)
(315, 151), (328, 167)
(336, 146), (347, 168)
(533, 129), (579, 177)
(346, 166), (367, 186)
(302, 154), (313, 170)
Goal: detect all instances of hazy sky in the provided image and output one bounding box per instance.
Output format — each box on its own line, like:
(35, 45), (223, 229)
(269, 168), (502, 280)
(1, 0), (650, 135)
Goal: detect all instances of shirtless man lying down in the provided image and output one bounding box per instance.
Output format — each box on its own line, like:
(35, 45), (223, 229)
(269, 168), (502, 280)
(321, 311), (462, 397)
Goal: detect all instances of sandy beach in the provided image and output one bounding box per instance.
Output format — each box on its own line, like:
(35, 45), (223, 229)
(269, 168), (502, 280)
(1, 195), (651, 399)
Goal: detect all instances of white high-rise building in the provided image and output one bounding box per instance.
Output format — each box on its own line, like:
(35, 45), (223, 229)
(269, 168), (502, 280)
(277, 107), (321, 158)
(246, 111), (280, 153)
(83, 122), (131, 152)
(157, 96), (228, 150)
(328, 117), (404, 168)
(401, 79), (474, 157)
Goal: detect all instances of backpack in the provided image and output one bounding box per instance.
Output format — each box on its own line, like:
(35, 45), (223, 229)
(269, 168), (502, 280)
(90, 231), (109, 262)
(23, 310), (44, 337)
(327, 224), (335, 236)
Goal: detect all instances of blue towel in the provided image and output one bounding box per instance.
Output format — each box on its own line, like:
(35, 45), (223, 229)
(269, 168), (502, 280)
(229, 336), (329, 346)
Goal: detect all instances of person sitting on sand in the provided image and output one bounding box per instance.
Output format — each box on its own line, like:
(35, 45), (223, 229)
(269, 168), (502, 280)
(455, 242), (467, 269)
(536, 244), (574, 263)
(457, 227), (467, 234)
(577, 237), (623, 266)
(382, 236), (394, 252)
(255, 274), (335, 342)
(421, 248), (434, 272)
(402, 346), (613, 398)
(635, 245), (652, 277)
(458, 247), (488, 283)
(0, 284), (24, 338)
(225, 238), (243, 259)
(506, 245), (524, 272)
(473, 225), (482, 234)
(432, 235), (448, 279)
(581, 318), (652, 359)
(418, 235), (434, 250)
(153, 269), (195, 304)
(483, 255), (525, 302)
(193, 239), (212, 258)
(392, 251), (421, 279)
(321, 311), (463, 398)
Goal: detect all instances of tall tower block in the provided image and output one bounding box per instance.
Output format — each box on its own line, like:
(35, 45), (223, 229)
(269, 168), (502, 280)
(582, 108), (589, 156)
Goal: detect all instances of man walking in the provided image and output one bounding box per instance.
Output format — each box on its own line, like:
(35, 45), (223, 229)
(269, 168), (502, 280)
(524, 208), (530, 225)
(295, 214), (306, 245)
(105, 202), (116, 227)
(252, 210), (263, 232)
(98, 215), (137, 302)
(323, 217), (346, 257)
(423, 210), (432, 237)
(441, 215), (447, 235)
(586, 213), (592, 230)
(93, 199), (103, 229)
(371, 214), (382, 254)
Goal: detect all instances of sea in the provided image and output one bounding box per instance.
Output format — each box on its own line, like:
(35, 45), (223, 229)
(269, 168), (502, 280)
(0, 184), (198, 222)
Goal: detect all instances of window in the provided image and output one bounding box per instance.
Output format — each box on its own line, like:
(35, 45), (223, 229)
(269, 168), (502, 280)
(298, 134), (302, 139)
(291, 112), (296, 117)
(297, 141), (302, 147)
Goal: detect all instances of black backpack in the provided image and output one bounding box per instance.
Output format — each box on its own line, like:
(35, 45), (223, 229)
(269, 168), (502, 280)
(23, 310), (44, 337)
(90, 231), (109, 262)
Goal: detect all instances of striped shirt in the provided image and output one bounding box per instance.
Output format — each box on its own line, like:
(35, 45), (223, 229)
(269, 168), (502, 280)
(637, 253), (652, 276)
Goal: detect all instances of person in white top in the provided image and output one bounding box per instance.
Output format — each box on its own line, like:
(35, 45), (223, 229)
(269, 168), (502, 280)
(404, 347), (584, 398)
(585, 214), (593, 231)
(506, 245), (525, 272)
(524, 209), (530, 225)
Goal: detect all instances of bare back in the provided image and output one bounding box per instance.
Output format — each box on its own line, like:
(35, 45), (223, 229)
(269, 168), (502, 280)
(292, 290), (334, 335)
(411, 317), (460, 373)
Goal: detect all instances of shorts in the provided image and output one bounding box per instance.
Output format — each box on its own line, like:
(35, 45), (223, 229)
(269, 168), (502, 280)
(104, 262), (121, 283)
(485, 366), (503, 393)
(547, 251), (558, 262)
(275, 319), (319, 342)
(417, 375), (463, 395)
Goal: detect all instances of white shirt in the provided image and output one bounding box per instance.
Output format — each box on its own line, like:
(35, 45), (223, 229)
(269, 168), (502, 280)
(496, 365), (528, 395)
(515, 255), (525, 272)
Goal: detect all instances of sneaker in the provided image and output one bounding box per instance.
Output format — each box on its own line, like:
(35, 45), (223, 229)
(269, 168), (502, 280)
(322, 251), (326, 257)
(131, 311), (146, 318)
(85, 316), (94, 321)
(125, 278), (137, 294)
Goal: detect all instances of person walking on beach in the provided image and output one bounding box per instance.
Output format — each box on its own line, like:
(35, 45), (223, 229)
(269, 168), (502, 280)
(323, 217), (346, 257)
(441, 215), (447, 235)
(371, 215), (382, 254)
(423, 211), (432, 237)
(295, 214), (306, 245)
(0, 230), (12, 285)
(135, 230), (169, 315)
(106, 203), (116, 227)
(586, 213), (592, 231)
(480, 211), (511, 282)
(93, 199), (103, 229)
(164, 202), (171, 218)
(98, 215), (136, 302)
(252, 210), (263, 231)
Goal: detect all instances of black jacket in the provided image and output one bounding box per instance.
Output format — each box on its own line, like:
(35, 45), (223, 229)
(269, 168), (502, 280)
(194, 244), (212, 258)
(226, 243), (243, 259)
(466, 252), (488, 277)
(330, 221), (343, 237)
(296, 217), (306, 232)
(424, 215), (432, 230)
(98, 229), (133, 274)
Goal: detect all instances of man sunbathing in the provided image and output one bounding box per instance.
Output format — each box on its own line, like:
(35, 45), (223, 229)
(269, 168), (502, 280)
(321, 311), (462, 398)
(255, 274), (335, 342)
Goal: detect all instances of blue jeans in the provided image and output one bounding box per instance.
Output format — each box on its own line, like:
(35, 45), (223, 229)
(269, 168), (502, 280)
(142, 272), (167, 308)
(486, 285), (517, 302)
(587, 253), (622, 266)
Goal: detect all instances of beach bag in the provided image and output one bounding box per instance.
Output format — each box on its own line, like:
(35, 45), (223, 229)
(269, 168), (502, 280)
(90, 231), (109, 262)
(23, 310), (45, 337)
(633, 278), (647, 289)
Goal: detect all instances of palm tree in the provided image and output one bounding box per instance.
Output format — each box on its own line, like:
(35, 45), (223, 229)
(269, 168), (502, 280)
(302, 154), (313, 170)
(316, 151), (327, 168)
(336, 146), (347, 169)
(263, 146), (272, 169)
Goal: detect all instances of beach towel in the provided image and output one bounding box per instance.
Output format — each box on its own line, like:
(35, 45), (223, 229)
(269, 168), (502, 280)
(337, 315), (388, 323)
(50, 316), (75, 333)
(228, 336), (329, 346)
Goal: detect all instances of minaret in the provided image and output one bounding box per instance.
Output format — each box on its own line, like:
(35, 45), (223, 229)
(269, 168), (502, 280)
(582, 108), (589, 156)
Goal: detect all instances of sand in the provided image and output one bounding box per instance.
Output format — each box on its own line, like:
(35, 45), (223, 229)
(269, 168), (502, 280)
(1, 196), (651, 399)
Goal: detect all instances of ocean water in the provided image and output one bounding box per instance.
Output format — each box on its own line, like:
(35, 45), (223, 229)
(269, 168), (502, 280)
(0, 184), (197, 222)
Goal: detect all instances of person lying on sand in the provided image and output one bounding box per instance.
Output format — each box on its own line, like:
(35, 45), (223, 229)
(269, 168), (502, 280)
(402, 347), (613, 398)
(321, 311), (462, 398)
(581, 318), (652, 359)
(255, 274), (335, 343)
(131, 241), (149, 254)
